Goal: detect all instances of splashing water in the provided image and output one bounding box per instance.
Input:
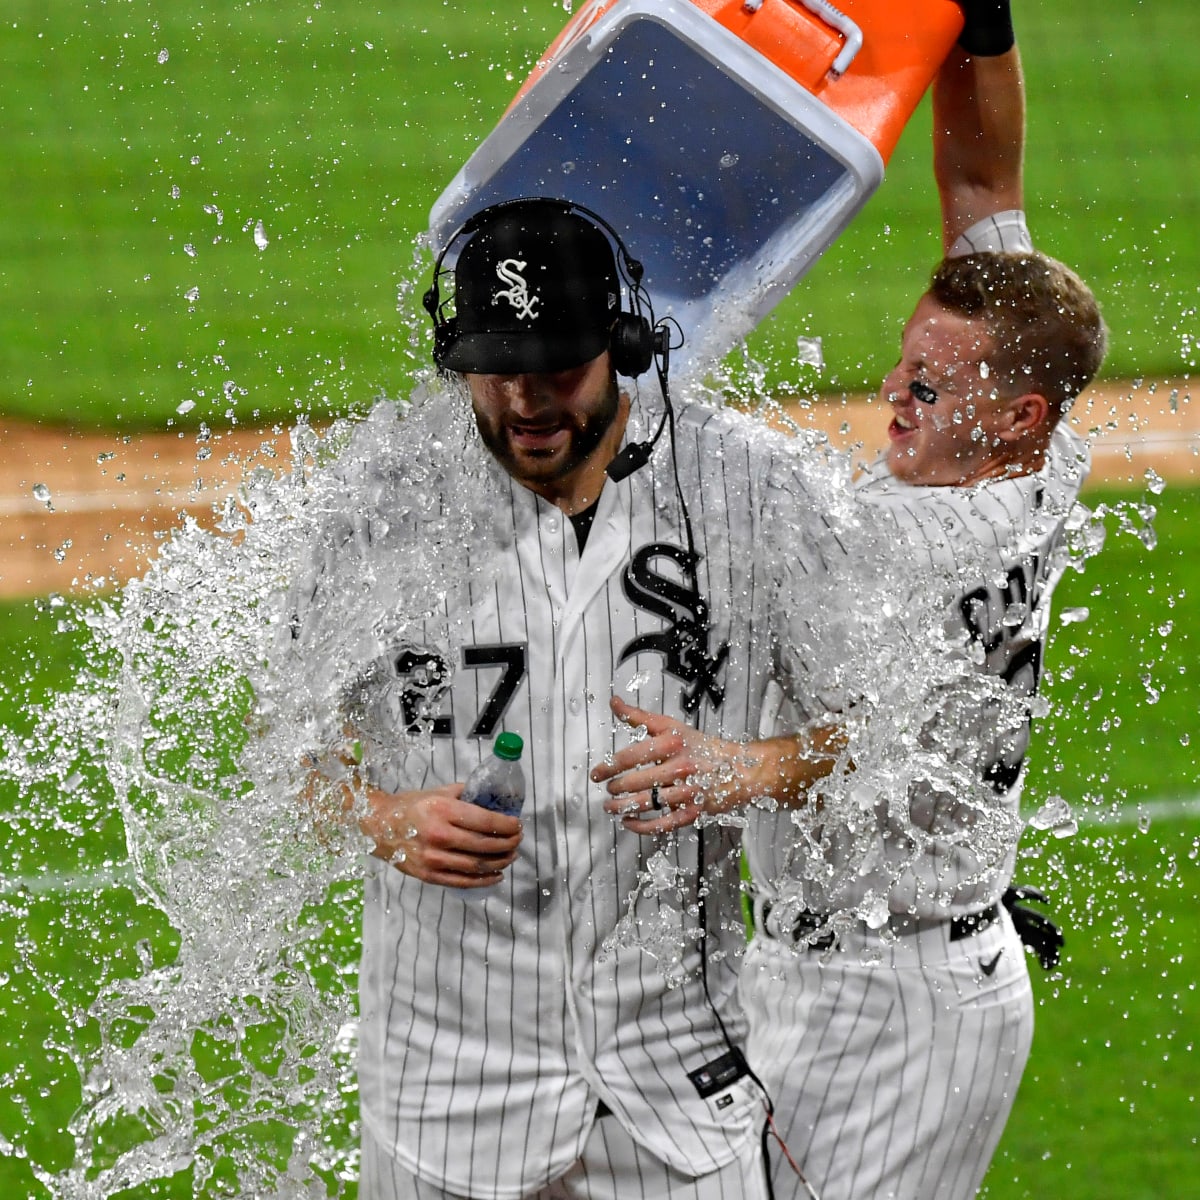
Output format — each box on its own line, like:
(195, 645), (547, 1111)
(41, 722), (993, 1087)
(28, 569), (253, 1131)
(0, 356), (1127, 1193)
(0, 382), (506, 1197)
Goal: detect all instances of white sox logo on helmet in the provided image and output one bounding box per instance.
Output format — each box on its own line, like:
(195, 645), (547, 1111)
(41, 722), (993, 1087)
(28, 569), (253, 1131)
(492, 258), (539, 322)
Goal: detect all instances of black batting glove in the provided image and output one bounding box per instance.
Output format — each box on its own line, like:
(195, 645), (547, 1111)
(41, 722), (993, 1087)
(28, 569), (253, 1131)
(955, 0), (1016, 57)
(1002, 885), (1064, 971)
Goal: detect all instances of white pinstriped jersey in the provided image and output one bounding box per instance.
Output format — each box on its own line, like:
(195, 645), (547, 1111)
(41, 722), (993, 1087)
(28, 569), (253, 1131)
(746, 421), (1091, 920)
(309, 399), (844, 1197)
(738, 214), (1065, 1200)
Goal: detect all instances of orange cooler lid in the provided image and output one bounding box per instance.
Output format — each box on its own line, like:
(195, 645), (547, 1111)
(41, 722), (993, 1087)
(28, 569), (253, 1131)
(429, 0), (956, 377)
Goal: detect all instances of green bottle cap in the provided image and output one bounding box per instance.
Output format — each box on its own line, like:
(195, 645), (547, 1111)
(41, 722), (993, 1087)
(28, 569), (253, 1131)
(494, 731), (524, 761)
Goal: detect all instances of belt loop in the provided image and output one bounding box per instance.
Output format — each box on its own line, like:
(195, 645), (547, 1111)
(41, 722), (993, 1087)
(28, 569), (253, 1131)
(750, 893), (771, 936)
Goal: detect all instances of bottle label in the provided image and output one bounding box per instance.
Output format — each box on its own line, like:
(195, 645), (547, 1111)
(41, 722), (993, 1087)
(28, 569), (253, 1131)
(467, 791), (522, 818)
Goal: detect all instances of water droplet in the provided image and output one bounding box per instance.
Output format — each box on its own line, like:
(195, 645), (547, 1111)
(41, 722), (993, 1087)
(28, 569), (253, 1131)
(795, 336), (824, 370)
(1028, 795), (1077, 838)
(861, 895), (890, 930)
(1144, 467), (1166, 494)
(253, 219), (269, 250)
(157, 47), (169, 64)
(32, 483), (52, 508)
(177, 399), (195, 415)
(184, 286), (200, 303)
(1059, 606), (1090, 625)
(1002, 602), (1026, 628)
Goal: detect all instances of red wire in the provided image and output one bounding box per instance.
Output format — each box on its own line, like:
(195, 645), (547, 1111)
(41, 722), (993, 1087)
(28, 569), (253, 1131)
(763, 1102), (821, 1200)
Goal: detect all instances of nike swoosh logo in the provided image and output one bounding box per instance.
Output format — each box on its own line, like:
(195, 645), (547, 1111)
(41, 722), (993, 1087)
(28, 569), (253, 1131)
(980, 950), (1004, 977)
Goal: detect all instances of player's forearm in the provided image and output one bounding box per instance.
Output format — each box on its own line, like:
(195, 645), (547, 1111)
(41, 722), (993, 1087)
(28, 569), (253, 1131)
(596, 698), (845, 831)
(933, 44), (1026, 253)
(737, 722), (845, 810)
(300, 737), (415, 850)
(300, 746), (358, 825)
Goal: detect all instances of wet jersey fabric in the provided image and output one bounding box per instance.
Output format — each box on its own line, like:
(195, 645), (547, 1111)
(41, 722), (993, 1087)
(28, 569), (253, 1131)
(741, 911), (1034, 1200)
(296, 398), (844, 1198)
(742, 421), (1089, 1200)
(746, 420), (1090, 920)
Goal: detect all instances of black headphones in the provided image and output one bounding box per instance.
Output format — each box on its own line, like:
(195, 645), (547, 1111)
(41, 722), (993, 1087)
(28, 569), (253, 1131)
(423, 197), (663, 379)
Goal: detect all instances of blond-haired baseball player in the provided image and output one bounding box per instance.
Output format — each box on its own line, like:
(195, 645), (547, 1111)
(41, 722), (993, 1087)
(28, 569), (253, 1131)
(593, 6), (1108, 1197)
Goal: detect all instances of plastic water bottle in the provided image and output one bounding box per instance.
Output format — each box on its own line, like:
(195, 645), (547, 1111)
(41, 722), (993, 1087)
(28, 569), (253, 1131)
(460, 732), (525, 817)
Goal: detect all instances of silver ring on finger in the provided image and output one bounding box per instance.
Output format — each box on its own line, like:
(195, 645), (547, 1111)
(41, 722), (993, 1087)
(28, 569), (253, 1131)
(650, 784), (662, 810)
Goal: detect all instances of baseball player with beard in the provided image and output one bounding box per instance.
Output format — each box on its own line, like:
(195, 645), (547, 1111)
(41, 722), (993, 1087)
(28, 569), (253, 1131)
(592, 5), (1109, 1198)
(292, 196), (861, 1199)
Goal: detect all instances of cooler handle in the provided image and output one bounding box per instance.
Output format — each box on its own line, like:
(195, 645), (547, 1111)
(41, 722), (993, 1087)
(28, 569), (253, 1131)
(743, 0), (864, 78)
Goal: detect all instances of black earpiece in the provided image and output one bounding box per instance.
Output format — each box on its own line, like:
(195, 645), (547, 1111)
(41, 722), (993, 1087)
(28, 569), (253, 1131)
(609, 311), (657, 378)
(431, 317), (460, 371)
(604, 322), (670, 481)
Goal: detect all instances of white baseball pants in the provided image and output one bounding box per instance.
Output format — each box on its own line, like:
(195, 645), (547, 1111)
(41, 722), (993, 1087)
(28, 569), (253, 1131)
(739, 909), (1033, 1200)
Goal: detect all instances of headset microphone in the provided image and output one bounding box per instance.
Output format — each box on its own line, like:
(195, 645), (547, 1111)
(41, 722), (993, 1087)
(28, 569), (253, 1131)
(606, 438), (657, 483)
(605, 321), (671, 482)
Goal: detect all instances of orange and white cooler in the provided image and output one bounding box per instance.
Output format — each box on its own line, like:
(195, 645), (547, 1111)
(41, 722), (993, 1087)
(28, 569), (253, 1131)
(429, 0), (964, 375)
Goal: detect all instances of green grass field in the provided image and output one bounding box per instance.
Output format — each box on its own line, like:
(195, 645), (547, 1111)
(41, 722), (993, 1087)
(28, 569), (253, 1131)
(2, 0), (1197, 1192)
(988, 484), (1200, 1197)
(2, 0), (1198, 430)
(0, 482), (1196, 1197)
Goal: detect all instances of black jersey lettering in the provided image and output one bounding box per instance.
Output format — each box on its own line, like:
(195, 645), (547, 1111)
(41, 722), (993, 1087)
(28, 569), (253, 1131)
(618, 542), (729, 714)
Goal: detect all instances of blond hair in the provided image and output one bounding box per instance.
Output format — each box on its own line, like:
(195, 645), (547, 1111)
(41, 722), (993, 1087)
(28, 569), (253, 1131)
(928, 252), (1107, 414)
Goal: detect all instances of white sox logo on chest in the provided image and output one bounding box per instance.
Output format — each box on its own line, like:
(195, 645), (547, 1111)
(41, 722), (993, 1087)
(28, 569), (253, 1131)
(492, 258), (539, 322)
(619, 542), (730, 715)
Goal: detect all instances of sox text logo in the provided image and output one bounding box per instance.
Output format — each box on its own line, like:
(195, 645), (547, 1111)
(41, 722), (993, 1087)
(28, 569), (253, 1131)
(618, 542), (729, 715)
(493, 258), (539, 322)
(958, 555), (1044, 793)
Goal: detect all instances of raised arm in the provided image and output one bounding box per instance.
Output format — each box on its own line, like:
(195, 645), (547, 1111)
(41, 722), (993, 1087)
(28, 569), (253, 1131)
(934, 1), (1026, 254)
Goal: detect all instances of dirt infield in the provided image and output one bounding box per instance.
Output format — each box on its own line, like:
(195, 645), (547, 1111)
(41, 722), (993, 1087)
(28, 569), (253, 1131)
(1, 379), (1194, 599)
